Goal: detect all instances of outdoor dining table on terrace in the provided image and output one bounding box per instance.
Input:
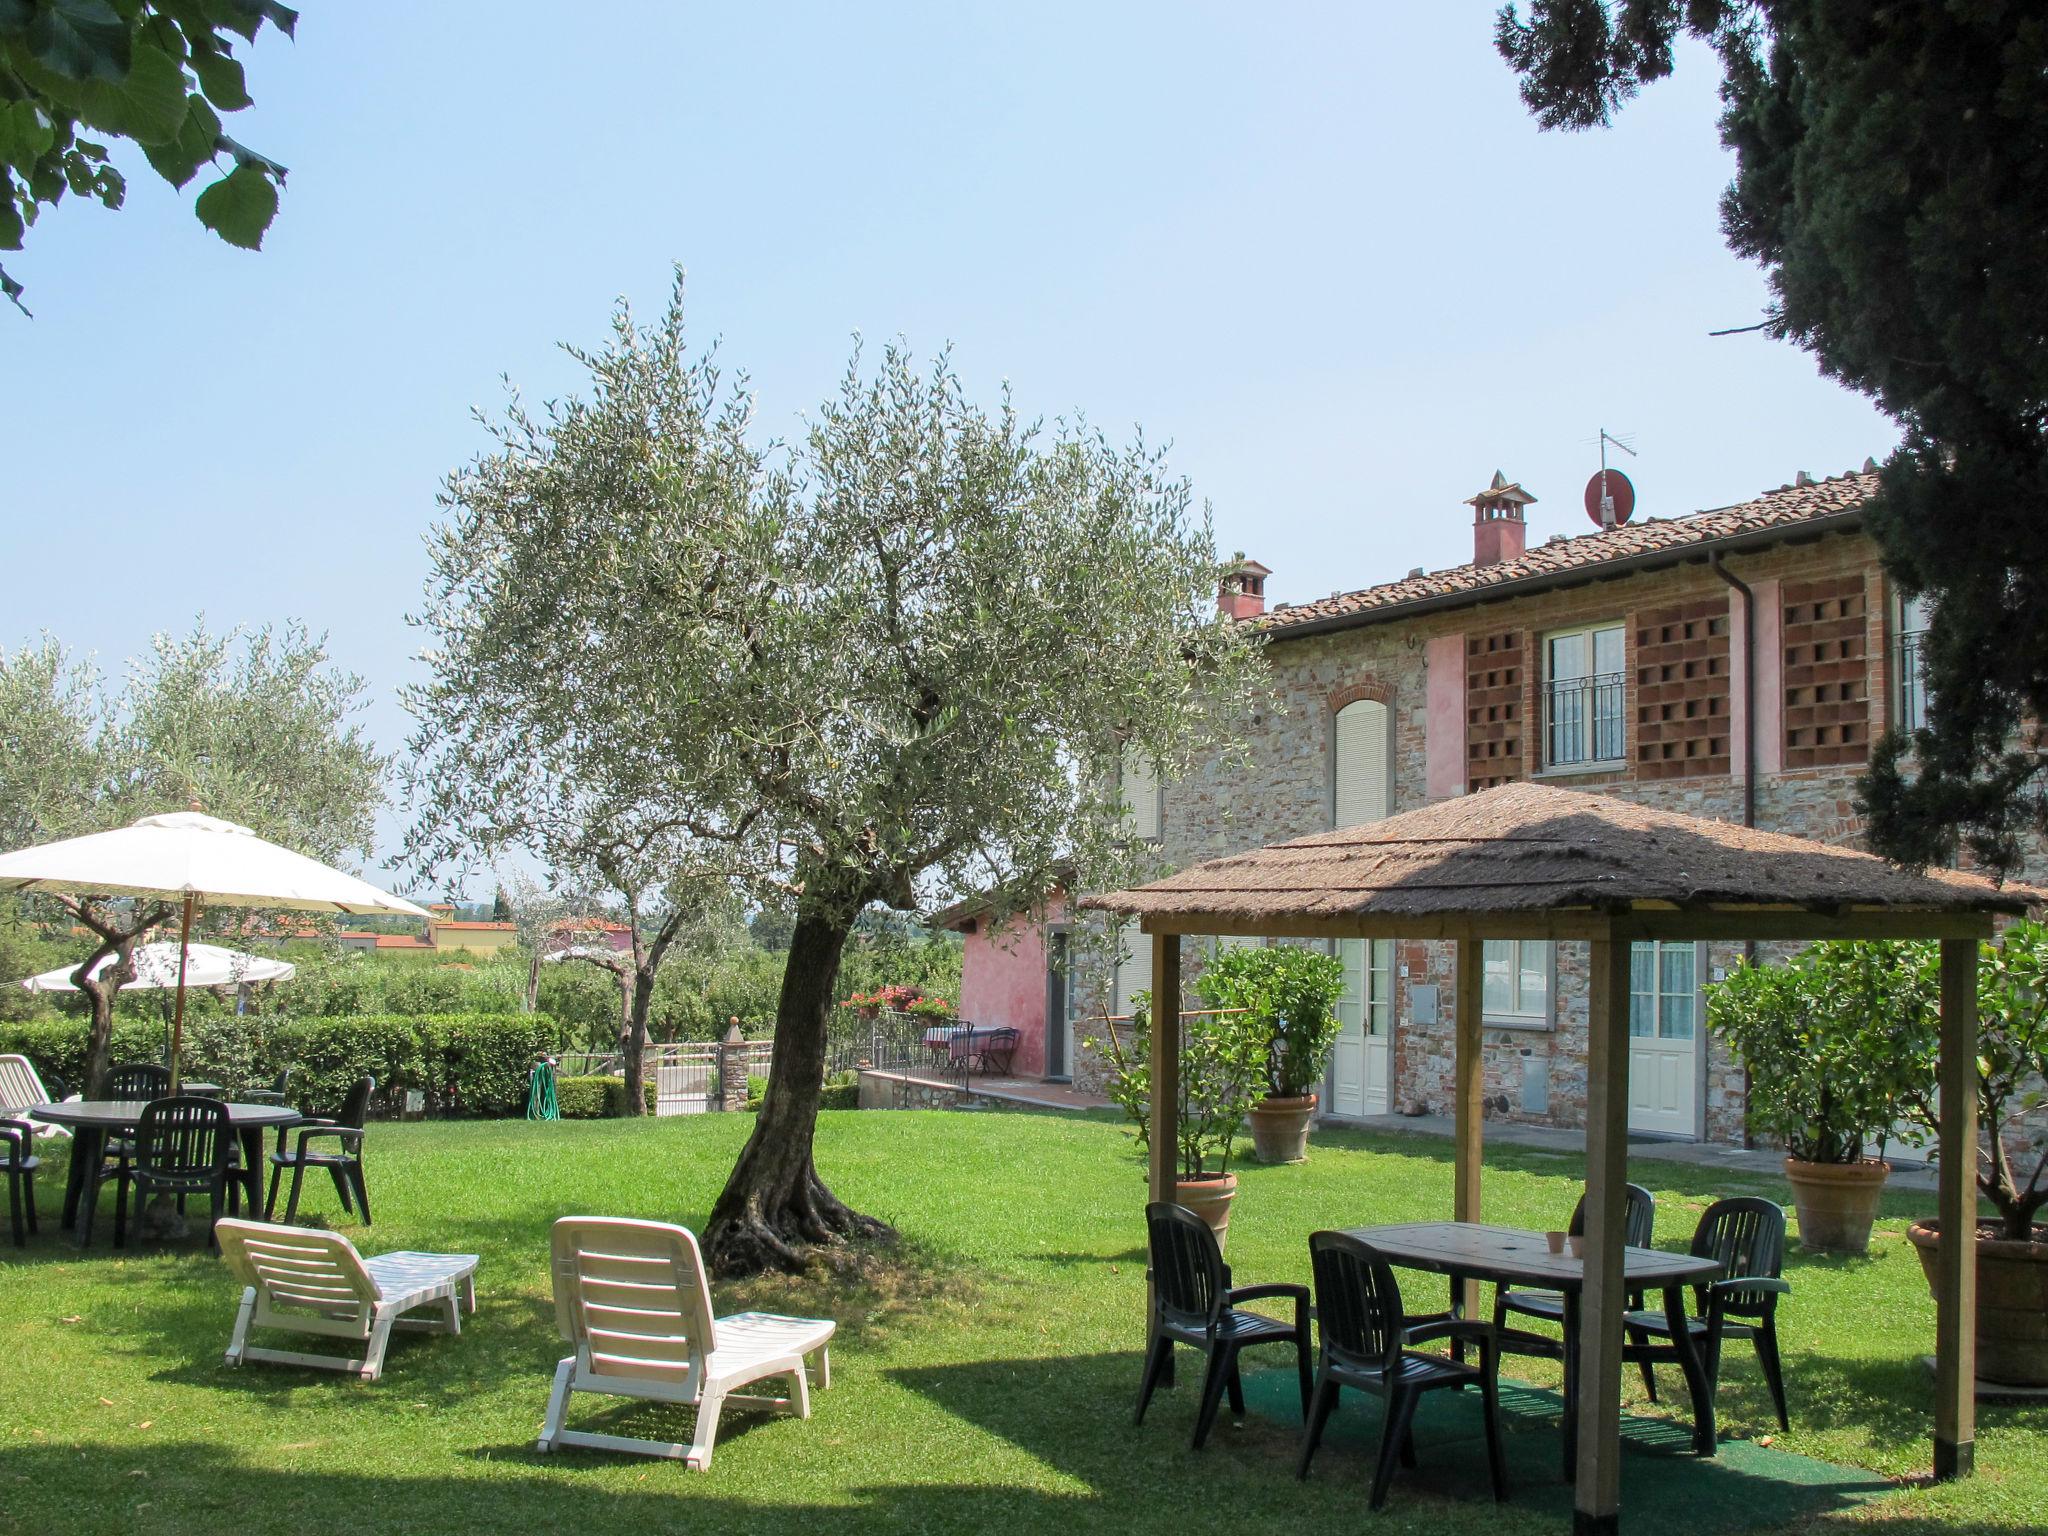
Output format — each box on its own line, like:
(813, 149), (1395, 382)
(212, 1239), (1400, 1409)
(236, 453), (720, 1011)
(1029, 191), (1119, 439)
(1349, 1221), (1723, 1476)
(28, 1099), (302, 1246)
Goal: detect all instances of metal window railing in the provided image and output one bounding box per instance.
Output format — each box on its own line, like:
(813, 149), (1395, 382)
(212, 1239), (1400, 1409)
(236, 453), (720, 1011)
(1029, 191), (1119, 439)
(1543, 670), (1626, 767)
(1897, 631), (1929, 733)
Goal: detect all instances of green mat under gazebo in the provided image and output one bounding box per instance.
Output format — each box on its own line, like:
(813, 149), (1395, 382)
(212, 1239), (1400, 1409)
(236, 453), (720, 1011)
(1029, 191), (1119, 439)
(1238, 1368), (1891, 1535)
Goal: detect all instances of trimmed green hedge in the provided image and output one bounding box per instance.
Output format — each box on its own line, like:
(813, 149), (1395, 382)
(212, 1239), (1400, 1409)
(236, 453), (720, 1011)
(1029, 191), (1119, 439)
(556, 1074), (658, 1118)
(0, 1013), (565, 1119)
(270, 1014), (563, 1117)
(0, 1016), (159, 1095)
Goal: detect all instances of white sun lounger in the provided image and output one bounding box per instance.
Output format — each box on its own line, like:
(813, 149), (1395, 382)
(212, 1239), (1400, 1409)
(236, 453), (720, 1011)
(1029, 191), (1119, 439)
(0, 1055), (70, 1137)
(216, 1217), (478, 1381)
(538, 1215), (835, 1470)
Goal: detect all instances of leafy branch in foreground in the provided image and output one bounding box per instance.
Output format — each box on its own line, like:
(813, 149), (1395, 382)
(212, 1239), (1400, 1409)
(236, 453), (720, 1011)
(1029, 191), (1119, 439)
(0, 0), (297, 313)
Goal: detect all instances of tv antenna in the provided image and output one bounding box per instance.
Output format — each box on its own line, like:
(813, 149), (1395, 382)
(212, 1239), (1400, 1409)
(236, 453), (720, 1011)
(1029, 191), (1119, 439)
(1586, 428), (1637, 529)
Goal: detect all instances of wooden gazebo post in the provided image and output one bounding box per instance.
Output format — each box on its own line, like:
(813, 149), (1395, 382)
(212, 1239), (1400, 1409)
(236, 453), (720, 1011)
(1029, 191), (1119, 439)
(1147, 930), (1183, 1207)
(1573, 924), (1633, 1535)
(1452, 935), (1485, 1317)
(1933, 935), (1979, 1479)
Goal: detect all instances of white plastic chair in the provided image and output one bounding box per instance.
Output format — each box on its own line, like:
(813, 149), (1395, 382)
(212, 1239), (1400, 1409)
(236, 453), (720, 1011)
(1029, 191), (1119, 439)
(0, 1055), (70, 1137)
(538, 1215), (835, 1469)
(216, 1217), (478, 1381)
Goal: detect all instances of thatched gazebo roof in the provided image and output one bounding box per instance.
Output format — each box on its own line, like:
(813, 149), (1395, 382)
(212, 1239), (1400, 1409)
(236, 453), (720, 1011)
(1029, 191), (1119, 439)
(1086, 781), (2034, 939)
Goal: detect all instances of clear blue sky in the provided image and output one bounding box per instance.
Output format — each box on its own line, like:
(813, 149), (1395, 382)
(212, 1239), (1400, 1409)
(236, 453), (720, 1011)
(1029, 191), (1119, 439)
(2, 2), (1891, 872)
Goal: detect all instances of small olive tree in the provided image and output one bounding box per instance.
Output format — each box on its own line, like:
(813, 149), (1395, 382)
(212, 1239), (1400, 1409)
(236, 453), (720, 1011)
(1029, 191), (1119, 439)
(406, 273), (1267, 1272)
(1091, 988), (1270, 1179)
(1897, 923), (2048, 1241)
(1708, 941), (1940, 1164)
(1195, 945), (1347, 1100)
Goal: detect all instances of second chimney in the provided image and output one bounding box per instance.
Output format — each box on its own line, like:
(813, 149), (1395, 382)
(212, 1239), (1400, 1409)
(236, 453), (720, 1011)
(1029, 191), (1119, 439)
(1466, 470), (1535, 567)
(1218, 556), (1271, 620)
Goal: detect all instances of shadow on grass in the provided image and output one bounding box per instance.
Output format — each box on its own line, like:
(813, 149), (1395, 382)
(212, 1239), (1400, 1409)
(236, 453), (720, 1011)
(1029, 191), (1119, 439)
(889, 1352), (1897, 1536)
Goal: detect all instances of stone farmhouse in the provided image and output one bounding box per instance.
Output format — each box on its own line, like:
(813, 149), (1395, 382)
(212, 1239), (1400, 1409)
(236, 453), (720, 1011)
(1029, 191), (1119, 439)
(945, 464), (1953, 1146)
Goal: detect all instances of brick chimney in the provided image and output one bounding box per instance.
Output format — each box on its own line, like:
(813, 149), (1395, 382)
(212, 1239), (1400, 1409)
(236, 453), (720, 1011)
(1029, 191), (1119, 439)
(1466, 471), (1535, 568)
(1218, 556), (1271, 619)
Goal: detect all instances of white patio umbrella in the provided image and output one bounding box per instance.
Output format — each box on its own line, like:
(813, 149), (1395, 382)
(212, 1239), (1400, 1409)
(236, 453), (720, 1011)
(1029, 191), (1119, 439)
(18, 941), (296, 993)
(0, 810), (430, 1086)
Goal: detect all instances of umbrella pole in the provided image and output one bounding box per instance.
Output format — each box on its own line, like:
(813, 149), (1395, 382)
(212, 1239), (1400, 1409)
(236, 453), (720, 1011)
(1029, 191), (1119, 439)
(167, 894), (195, 1093)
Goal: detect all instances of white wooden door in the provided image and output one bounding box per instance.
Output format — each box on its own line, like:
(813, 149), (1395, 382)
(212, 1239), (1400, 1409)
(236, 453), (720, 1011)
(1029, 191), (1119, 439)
(1626, 941), (1698, 1138)
(1330, 939), (1393, 1117)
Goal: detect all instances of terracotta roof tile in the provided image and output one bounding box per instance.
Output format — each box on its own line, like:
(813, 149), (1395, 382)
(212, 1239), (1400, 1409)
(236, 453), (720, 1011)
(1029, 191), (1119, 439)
(1258, 471), (1878, 636)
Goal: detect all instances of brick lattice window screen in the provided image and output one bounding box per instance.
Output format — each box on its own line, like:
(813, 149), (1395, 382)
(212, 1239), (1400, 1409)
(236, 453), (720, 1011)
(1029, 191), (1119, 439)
(1466, 629), (1524, 792)
(1634, 598), (1731, 779)
(1783, 575), (1871, 768)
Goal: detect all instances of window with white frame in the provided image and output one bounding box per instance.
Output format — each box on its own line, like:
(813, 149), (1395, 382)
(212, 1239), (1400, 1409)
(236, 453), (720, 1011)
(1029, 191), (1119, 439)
(1113, 921), (1152, 1019)
(1895, 593), (1932, 734)
(1543, 622), (1626, 768)
(1483, 939), (1550, 1024)
(1333, 697), (1392, 828)
(1629, 941), (1697, 1041)
(1121, 751), (1162, 841)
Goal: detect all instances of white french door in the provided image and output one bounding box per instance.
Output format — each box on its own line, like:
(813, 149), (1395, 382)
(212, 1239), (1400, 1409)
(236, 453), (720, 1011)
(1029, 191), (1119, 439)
(1330, 938), (1393, 1117)
(1626, 941), (1699, 1137)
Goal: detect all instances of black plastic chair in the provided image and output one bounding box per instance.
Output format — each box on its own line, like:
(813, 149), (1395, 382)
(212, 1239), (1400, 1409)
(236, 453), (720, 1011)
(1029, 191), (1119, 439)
(1299, 1230), (1507, 1511)
(1, 1117), (39, 1245)
(97, 1096), (238, 1249)
(1496, 1183), (1656, 1326)
(266, 1074), (374, 1225)
(108, 1062), (171, 1099)
(96, 1062), (174, 1174)
(1495, 1183), (1658, 1381)
(1625, 1196), (1791, 1429)
(1135, 1200), (1311, 1448)
(242, 1067), (291, 1106)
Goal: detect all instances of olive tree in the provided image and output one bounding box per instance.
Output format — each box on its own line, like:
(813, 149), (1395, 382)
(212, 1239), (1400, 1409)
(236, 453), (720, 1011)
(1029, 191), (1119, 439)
(405, 274), (1267, 1272)
(0, 621), (384, 1093)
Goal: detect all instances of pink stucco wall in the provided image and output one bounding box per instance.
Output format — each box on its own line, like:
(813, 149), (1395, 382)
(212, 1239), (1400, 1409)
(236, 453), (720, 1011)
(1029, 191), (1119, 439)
(1424, 633), (1466, 799)
(954, 894), (1065, 1078)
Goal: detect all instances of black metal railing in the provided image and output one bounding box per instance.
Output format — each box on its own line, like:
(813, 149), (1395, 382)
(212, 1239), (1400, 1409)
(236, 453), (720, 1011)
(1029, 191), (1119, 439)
(1543, 671), (1626, 767)
(1896, 631), (1929, 733)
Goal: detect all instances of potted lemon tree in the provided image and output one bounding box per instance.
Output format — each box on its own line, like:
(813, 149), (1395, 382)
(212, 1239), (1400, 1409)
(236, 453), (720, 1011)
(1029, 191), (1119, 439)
(1901, 921), (2048, 1387)
(1091, 987), (1268, 1248)
(1195, 945), (1346, 1164)
(1709, 942), (1938, 1255)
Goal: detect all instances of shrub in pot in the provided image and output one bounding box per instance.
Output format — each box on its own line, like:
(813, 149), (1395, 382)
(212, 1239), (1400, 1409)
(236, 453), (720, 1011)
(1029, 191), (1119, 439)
(1090, 987), (1269, 1247)
(1899, 920), (2048, 1387)
(1194, 945), (1345, 1164)
(1709, 942), (1938, 1255)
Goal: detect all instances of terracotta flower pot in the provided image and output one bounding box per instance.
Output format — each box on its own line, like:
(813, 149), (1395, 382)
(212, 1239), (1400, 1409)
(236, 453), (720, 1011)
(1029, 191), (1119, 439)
(1907, 1219), (2048, 1388)
(1782, 1156), (1890, 1255)
(1174, 1171), (1239, 1251)
(1249, 1093), (1317, 1164)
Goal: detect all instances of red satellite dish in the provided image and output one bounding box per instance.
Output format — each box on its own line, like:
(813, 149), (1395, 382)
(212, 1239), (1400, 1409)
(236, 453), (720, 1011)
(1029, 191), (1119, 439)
(1585, 469), (1636, 528)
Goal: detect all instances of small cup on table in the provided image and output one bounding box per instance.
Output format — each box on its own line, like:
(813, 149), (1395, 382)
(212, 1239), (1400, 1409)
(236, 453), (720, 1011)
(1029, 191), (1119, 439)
(1568, 1234), (1586, 1260)
(1545, 1229), (1566, 1256)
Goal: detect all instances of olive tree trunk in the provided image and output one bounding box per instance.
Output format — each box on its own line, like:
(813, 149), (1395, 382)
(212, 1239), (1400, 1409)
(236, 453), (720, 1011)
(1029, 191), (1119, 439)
(622, 965), (655, 1116)
(702, 901), (892, 1274)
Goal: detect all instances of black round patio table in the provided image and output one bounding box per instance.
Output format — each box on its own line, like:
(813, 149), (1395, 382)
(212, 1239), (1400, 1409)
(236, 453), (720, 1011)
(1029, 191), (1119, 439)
(27, 1100), (302, 1246)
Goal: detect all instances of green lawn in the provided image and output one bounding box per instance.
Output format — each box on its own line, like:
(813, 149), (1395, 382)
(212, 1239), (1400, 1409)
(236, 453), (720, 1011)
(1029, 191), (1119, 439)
(1, 1109), (2040, 1535)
